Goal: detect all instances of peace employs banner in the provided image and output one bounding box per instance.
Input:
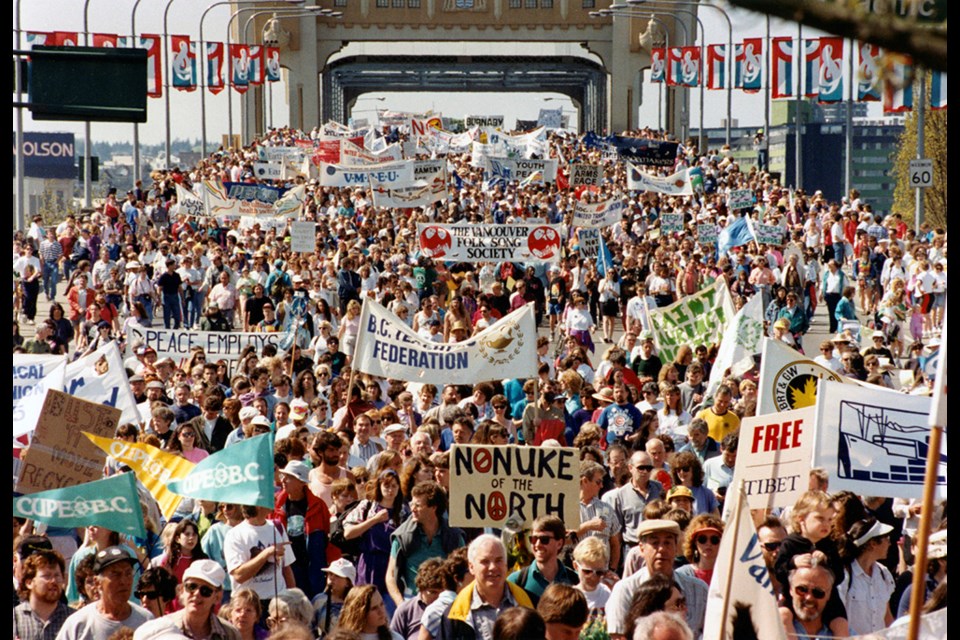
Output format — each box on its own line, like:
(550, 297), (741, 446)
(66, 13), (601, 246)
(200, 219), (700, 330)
(647, 279), (735, 365)
(13, 472), (147, 539)
(166, 433), (275, 508)
(353, 298), (538, 384)
(626, 164), (696, 195)
(448, 444), (581, 528)
(127, 325), (293, 362)
(573, 197), (626, 229)
(417, 223), (563, 263)
(85, 432), (196, 520)
(812, 380), (947, 501)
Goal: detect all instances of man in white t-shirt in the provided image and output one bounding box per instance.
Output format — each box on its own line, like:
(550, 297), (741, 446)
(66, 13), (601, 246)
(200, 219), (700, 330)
(223, 505), (296, 603)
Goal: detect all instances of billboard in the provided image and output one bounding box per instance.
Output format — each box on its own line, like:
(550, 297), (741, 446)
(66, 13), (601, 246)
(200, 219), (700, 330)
(14, 132), (76, 180)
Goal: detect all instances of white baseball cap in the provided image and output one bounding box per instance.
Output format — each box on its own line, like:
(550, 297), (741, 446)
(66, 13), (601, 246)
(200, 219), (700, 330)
(322, 558), (357, 583)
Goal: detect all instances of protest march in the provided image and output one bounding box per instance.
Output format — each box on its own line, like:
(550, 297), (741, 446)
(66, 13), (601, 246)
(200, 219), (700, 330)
(12, 115), (948, 640)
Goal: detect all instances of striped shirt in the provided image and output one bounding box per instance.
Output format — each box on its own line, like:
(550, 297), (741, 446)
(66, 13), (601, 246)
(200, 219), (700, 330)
(13, 600), (75, 640)
(39, 239), (63, 262)
(349, 438), (382, 464)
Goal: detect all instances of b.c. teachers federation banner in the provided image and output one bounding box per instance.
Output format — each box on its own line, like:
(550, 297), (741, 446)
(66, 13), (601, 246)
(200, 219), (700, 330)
(127, 325), (293, 362)
(417, 223), (563, 263)
(353, 298), (538, 385)
(573, 197), (626, 229)
(647, 279), (734, 365)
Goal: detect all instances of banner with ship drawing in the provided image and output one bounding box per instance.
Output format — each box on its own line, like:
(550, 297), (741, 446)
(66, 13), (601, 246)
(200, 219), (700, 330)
(811, 380), (947, 500)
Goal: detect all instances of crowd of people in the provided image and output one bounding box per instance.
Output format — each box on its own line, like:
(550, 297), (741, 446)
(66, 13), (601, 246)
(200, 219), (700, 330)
(12, 122), (947, 640)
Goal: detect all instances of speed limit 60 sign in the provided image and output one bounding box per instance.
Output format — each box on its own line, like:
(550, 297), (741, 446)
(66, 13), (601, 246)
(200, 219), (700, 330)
(909, 159), (934, 188)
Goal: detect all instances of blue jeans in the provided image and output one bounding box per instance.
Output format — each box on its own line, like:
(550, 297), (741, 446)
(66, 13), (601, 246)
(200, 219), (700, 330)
(136, 295), (155, 328)
(162, 293), (182, 329)
(42, 260), (59, 301)
(832, 242), (845, 265)
(184, 290), (203, 328)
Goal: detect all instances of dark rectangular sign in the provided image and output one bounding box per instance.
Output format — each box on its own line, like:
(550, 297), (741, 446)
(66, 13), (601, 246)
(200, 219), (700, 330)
(13, 132), (76, 180)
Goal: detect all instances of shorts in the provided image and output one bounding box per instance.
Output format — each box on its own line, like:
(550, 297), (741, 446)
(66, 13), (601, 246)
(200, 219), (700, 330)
(549, 302), (563, 316)
(920, 293), (934, 314)
(601, 298), (620, 317)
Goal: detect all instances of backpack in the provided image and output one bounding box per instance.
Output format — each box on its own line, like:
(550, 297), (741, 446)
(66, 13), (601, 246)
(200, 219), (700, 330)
(269, 273), (286, 300)
(329, 499), (371, 563)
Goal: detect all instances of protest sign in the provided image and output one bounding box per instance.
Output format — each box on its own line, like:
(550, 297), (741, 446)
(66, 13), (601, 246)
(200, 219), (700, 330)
(697, 223), (719, 244)
(578, 228), (600, 259)
(16, 390), (120, 494)
(812, 379), (946, 500)
(703, 485), (788, 640)
(537, 107), (563, 129)
(273, 185), (307, 218)
(448, 444), (580, 528)
(257, 145), (305, 163)
(756, 337), (849, 415)
(13, 472), (147, 539)
(174, 183), (208, 217)
(626, 164), (695, 195)
(485, 157), (558, 183)
(166, 433), (276, 508)
(370, 178), (446, 209)
(752, 221), (784, 245)
(317, 160), (415, 188)
(704, 292), (765, 400)
(314, 139), (342, 164)
(290, 221), (316, 253)
(647, 280), (735, 365)
(85, 432), (196, 519)
(727, 188), (756, 210)
(417, 223), (563, 263)
(573, 198), (624, 229)
(465, 115), (504, 127)
(127, 325), (293, 362)
(197, 180), (276, 216)
(659, 212), (685, 234)
(353, 298), (538, 384)
(340, 139), (402, 166)
(13, 354), (66, 437)
(64, 342), (140, 425)
(222, 182), (283, 204)
(253, 161), (283, 180)
(729, 406), (816, 511)
(609, 136), (679, 166)
(570, 163), (603, 187)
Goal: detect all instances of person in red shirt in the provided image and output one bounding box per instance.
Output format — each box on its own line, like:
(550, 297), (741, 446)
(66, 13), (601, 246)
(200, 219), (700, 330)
(273, 460), (332, 599)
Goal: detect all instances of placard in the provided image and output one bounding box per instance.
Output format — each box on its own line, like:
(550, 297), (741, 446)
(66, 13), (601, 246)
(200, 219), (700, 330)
(573, 198), (624, 229)
(660, 212), (685, 234)
(570, 163), (603, 187)
(578, 228), (600, 259)
(727, 188), (757, 210)
(290, 221), (317, 253)
(16, 390), (120, 494)
(697, 223), (718, 244)
(449, 444), (581, 528)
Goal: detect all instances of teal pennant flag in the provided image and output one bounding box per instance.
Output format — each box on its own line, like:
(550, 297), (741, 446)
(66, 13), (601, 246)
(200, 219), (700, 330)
(13, 472), (146, 539)
(165, 433), (275, 508)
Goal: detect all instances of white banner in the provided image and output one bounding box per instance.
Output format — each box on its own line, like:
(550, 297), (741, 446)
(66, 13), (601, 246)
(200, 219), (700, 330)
(626, 164), (695, 195)
(273, 185), (307, 218)
(126, 325), (293, 362)
(353, 298), (539, 384)
(930, 311), (947, 427)
(416, 223), (563, 263)
(570, 163), (603, 187)
(339, 139), (402, 166)
(704, 292), (765, 399)
(258, 146), (306, 163)
(196, 181), (277, 217)
(573, 197), (625, 228)
(756, 337), (850, 415)
(370, 178), (446, 210)
(317, 160), (415, 188)
(252, 161), (283, 180)
(64, 342), (140, 426)
(290, 221), (316, 253)
(13, 354), (67, 437)
(812, 380), (947, 500)
(702, 485), (788, 640)
(729, 406), (816, 511)
(485, 157), (558, 183)
(174, 183), (208, 217)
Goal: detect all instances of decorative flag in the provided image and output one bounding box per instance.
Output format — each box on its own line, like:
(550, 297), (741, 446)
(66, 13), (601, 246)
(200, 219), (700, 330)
(597, 234), (614, 277)
(174, 183), (207, 217)
(170, 35), (197, 91)
(117, 36), (131, 48)
(679, 46), (701, 87)
(24, 32), (50, 47)
(650, 48), (665, 83)
(771, 37), (794, 99)
(12, 473), (147, 539)
(741, 38), (762, 92)
(666, 47), (682, 86)
(702, 484), (788, 640)
(703, 291), (765, 400)
(857, 42), (882, 101)
(84, 432), (196, 520)
(92, 33), (118, 48)
(265, 46), (281, 82)
(717, 215), (755, 256)
(247, 45), (264, 85)
(51, 32), (79, 47)
(230, 43), (250, 93)
(207, 42), (225, 94)
(882, 54), (913, 113)
(818, 36), (844, 102)
(166, 433), (276, 508)
(706, 44), (726, 89)
(803, 39), (821, 97)
(733, 43), (744, 88)
(930, 71), (947, 110)
(140, 34), (163, 98)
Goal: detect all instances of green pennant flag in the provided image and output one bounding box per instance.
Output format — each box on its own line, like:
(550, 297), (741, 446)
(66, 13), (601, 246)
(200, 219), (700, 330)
(13, 472), (146, 539)
(165, 434), (275, 508)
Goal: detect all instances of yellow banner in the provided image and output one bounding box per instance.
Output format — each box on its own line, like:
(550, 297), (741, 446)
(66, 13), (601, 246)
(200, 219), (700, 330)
(84, 432), (196, 519)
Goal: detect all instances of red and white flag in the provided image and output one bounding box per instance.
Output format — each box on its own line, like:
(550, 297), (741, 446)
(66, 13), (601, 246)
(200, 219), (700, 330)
(92, 33), (118, 48)
(140, 33), (163, 98)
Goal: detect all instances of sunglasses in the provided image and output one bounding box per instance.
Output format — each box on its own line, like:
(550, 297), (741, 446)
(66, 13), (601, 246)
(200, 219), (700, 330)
(697, 535), (722, 546)
(578, 567), (607, 576)
(529, 535), (556, 545)
(493, 405), (507, 409)
(634, 465), (653, 472)
(794, 585), (828, 600)
(180, 431), (196, 438)
(183, 582), (216, 598)
(676, 466), (691, 472)
(762, 541), (782, 551)
(135, 590), (160, 600)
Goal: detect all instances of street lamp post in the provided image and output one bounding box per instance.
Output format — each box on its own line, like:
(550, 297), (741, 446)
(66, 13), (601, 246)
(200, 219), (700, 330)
(15, 0), (25, 230)
(83, 0), (94, 208)
(131, 0), (146, 186)
(162, 0), (181, 169)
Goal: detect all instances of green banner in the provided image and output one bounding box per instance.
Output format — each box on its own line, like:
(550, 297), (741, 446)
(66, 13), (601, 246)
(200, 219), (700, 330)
(165, 433), (275, 508)
(648, 280), (735, 364)
(13, 472), (146, 539)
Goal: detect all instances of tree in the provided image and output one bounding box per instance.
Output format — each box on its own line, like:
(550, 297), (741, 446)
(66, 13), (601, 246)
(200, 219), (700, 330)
(889, 73), (947, 231)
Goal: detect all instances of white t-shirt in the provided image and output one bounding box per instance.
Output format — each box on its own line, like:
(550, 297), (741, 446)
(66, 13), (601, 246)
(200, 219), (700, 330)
(223, 520), (296, 600)
(578, 582), (612, 611)
(55, 602), (153, 640)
